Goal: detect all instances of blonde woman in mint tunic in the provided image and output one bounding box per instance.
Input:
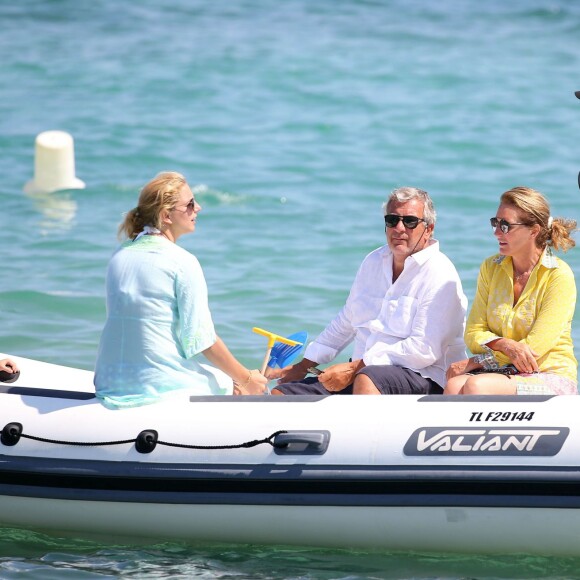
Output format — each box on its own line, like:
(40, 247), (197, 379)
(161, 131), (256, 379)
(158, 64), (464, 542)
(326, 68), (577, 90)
(94, 171), (267, 408)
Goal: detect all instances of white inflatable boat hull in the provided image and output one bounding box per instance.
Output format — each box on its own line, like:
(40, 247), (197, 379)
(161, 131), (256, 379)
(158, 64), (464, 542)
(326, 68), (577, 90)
(1, 353), (579, 555)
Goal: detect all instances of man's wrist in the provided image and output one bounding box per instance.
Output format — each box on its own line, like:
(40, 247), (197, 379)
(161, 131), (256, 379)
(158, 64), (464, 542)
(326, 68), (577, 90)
(296, 358), (317, 371)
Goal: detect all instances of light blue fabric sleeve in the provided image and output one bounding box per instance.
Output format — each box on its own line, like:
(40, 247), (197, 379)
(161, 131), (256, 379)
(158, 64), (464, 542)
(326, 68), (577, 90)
(175, 254), (217, 358)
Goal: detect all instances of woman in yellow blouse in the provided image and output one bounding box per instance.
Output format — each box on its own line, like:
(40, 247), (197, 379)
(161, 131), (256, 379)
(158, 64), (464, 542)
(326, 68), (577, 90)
(446, 186), (577, 395)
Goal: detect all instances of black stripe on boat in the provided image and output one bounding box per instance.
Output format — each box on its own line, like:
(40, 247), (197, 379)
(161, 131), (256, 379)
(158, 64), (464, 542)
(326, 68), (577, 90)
(1, 456), (580, 508)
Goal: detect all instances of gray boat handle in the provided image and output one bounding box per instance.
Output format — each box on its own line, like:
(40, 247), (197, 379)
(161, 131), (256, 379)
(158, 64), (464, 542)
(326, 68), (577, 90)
(273, 430), (330, 455)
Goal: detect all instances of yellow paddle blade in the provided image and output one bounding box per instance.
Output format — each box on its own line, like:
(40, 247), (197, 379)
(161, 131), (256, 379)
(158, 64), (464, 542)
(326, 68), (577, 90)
(252, 327), (301, 348)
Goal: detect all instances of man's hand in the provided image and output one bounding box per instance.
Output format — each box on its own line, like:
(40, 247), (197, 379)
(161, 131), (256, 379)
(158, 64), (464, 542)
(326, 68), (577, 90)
(270, 358), (316, 384)
(446, 358), (476, 381)
(319, 359), (364, 392)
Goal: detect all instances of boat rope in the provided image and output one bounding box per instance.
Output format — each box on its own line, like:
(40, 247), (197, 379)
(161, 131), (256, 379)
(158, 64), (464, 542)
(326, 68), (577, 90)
(155, 431), (288, 450)
(0, 423), (288, 454)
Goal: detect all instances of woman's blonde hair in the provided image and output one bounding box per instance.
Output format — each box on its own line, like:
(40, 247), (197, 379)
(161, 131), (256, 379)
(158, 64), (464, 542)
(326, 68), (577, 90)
(119, 171), (187, 240)
(500, 186), (577, 252)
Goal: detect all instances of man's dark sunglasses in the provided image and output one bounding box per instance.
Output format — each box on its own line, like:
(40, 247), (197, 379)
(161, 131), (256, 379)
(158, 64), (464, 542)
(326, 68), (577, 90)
(490, 217), (527, 234)
(384, 214), (426, 230)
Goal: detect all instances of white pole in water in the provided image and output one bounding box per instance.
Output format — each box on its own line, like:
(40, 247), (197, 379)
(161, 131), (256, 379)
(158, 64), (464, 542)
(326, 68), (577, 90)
(23, 131), (85, 194)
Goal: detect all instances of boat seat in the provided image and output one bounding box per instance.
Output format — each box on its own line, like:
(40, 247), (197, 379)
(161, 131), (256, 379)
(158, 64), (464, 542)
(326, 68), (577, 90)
(0, 385), (95, 400)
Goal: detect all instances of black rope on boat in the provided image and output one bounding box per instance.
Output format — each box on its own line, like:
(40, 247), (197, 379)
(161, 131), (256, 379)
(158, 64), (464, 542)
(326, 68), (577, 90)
(1, 422), (288, 454)
(22, 433), (136, 447)
(156, 430), (288, 451)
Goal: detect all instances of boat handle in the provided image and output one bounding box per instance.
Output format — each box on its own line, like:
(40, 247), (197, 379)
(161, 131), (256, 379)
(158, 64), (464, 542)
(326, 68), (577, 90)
(273, 430), (330, 455)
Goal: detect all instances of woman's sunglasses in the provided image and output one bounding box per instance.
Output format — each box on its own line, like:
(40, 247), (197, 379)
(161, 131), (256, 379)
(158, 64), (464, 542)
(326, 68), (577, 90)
(490, 217), (527, 234)
(174, 198), (196, 213)
(384, 214), (426, 230)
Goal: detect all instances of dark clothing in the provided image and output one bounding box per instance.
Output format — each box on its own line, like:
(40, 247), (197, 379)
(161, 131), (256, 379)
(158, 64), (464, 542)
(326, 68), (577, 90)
(359, 365), (442, 395)
(274, 365), (442, 396)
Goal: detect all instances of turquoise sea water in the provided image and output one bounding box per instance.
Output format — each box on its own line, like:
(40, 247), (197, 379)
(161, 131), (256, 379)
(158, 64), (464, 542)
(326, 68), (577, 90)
(1, 0), (580, 577)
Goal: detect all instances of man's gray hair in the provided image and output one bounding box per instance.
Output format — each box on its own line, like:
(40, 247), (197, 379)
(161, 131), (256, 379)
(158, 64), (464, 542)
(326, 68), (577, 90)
(382, 187), (436, 226)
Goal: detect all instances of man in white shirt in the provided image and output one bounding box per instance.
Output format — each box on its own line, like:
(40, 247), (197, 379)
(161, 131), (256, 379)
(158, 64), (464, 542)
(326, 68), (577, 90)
(271, 187), (467, 395)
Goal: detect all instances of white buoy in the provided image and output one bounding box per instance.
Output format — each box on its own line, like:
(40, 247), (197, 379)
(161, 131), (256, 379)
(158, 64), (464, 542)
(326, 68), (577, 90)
(23, 131), (85, 194)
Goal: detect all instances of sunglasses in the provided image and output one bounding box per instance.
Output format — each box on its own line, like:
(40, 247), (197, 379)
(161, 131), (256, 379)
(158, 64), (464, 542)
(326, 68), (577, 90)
(384, 214), (426, 230)
(174, 198), (196, 213)
(490, 217), (527, 234)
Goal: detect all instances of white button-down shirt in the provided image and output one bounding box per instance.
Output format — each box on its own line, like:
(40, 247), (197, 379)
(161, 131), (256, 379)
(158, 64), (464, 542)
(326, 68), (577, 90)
(305, 239), (467, 387)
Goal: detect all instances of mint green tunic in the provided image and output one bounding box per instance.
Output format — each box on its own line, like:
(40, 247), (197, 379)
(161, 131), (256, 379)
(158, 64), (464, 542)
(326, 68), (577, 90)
(94, 236), (231, 408)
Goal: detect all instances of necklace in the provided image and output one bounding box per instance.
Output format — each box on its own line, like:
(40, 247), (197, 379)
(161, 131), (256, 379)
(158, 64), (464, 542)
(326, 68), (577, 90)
(514, 269), (532, 281)
(513, 255), (541, 282)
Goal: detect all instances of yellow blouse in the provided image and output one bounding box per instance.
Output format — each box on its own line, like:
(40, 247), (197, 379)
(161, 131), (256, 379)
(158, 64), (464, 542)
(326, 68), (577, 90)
(465, 248), (577, 383)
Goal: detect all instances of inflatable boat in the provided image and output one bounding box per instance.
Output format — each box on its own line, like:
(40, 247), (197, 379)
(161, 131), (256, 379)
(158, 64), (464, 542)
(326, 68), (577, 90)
(1, 352), (580, 556)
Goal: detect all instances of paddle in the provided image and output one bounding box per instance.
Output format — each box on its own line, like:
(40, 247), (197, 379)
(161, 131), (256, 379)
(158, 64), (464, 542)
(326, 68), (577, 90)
(267, 330), (308, 370)
(252, 327), (305, 375)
